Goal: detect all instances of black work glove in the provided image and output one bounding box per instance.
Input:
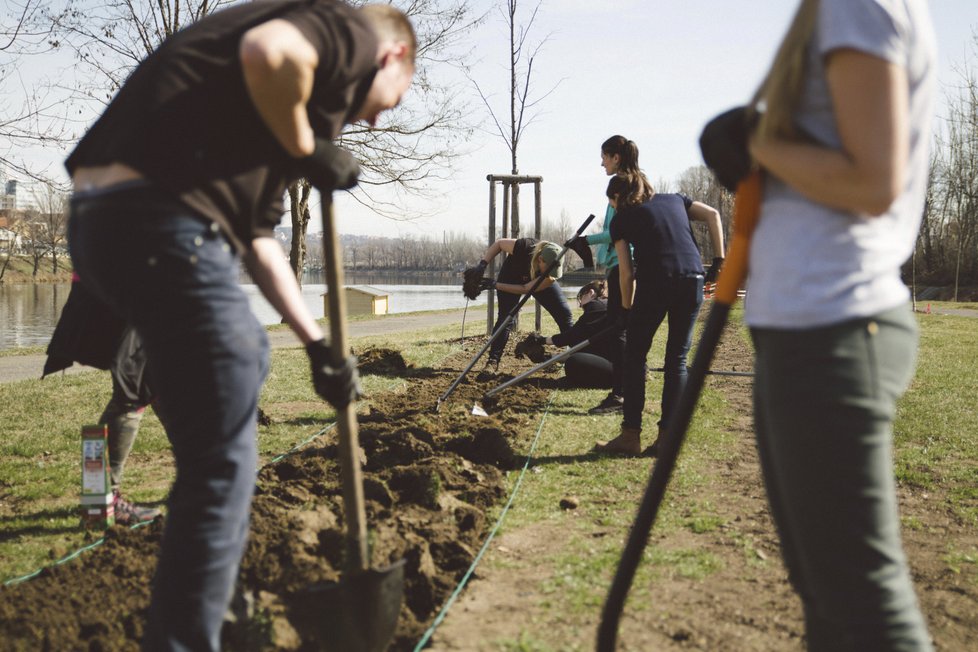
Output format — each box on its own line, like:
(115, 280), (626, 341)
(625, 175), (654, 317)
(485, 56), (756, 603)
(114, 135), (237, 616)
(306, 339), (362, 409)
(699, 106), (758, 193)
(298, 139), (360, 192)
(462, 260), (489, 300)
(514, 333), (548, 363)
(704, 257), (724, 284)
(567, 235), (594, 269)
(478, 277), (496, 292)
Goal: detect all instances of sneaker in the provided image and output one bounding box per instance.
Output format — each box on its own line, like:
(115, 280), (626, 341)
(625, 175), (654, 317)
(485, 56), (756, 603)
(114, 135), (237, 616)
(113, 490), (161, 525)
(588, 393), (624, 415)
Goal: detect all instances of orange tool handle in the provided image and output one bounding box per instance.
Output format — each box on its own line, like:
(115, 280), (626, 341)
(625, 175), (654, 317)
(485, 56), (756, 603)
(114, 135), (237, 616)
(714, 170), (762, 306)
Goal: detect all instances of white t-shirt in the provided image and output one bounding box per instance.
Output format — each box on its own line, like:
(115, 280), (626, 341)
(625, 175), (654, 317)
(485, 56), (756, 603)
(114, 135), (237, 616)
(745, 0), (936, 329)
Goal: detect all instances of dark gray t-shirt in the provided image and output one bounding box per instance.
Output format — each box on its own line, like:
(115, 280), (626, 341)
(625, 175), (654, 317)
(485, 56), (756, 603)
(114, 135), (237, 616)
(66, 0), (378, 252)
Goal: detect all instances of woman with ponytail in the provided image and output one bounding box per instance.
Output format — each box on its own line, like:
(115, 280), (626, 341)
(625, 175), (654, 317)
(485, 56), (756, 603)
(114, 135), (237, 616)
(581, 136), (655, 414)
(742, 0), (936, 648)
(593, 171), (724, 457)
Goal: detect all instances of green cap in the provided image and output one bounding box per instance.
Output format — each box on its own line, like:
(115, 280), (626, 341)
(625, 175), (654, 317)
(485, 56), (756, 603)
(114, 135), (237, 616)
(536, 242), (563, 280)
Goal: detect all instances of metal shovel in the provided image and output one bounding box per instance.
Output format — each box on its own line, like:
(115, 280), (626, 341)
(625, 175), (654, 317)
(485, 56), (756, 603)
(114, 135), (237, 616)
(299, 195), (405, 652)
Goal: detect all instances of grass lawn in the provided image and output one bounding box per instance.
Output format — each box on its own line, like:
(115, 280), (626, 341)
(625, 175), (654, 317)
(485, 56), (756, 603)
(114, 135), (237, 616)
(1, 306), (975, 650)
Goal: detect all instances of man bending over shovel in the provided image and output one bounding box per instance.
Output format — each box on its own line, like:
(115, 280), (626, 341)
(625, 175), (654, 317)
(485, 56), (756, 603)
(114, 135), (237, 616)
(64, 2), (415, 649)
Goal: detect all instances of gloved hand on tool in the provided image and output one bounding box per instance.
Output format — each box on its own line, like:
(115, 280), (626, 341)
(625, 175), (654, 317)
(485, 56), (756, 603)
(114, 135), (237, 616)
(478, 277), (496, 292)
(306, 339), (362, 409)
(462, 259), (489, 300)
(566, 235), (594, 269)
(699, 106), (759, 193)
(704, 257), (724, 284)
(296, 138), (361, 192)
(514, 333), (548, 363)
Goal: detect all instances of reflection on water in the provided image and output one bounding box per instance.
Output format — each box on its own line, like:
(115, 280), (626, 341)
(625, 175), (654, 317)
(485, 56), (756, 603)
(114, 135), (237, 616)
(1, 274), (582, 351)
(242, 284), (487, 328)
(0, 283), (72, 350)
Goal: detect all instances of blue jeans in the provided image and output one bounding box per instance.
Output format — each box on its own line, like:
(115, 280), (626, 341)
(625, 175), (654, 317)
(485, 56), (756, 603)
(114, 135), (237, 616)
(489, 283), (573, 360)
(751, 305), (932, 651)
(68, 185), (268, 652)
(622, 275), (703, 430)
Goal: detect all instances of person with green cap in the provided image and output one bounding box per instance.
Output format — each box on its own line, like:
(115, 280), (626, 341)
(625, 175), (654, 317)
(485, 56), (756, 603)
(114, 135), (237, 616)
(468, 237), (573, 374)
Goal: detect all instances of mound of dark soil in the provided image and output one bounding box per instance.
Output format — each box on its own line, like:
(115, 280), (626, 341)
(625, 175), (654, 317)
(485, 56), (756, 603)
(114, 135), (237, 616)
(0, 339), (556, 651)
(355, 346), (410, 377)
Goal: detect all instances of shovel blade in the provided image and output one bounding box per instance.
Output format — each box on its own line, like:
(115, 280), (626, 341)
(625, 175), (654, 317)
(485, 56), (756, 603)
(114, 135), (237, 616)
(301, 559), (406, 652)
(471, 403), (489, 417)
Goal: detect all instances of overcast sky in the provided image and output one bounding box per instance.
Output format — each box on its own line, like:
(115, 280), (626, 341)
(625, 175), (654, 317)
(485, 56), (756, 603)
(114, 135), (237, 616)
(6, 1), (978, 243)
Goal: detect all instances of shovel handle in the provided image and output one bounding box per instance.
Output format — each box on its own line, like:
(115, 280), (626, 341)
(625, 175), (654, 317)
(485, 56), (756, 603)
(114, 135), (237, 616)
(714, 170), (762, 306)
(437, 213), (597, 408)
(321, 195), (369, 572)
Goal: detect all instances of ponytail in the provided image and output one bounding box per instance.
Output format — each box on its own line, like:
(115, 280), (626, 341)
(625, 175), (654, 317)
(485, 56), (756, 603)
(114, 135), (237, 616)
(753, 0), (819, 140)
(606, 173), (652, 210)
(602, 135), (654, 201)
(601, 135), (640, 176)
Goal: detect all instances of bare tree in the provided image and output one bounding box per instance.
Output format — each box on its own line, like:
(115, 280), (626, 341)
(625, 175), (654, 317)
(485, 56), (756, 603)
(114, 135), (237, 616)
(287, 180), (312, 284)
(0, 0), (74, 182)
(27, 0), (482, 279)
(20, 209), (47, 275)
(469, 0), (559, 237)
(674, 164), (733, 261)
(0, 211), (24, 281)
(920, 30), (978, 295)
(31, 181), (68, 271)
(470, 0), (556, 176)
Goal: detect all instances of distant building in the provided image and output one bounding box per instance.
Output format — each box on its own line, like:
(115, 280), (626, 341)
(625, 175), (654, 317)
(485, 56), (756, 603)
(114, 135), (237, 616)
(0, 227), (24, 251)
(0, 178), (41, 212)
(323, 285), (389, 316)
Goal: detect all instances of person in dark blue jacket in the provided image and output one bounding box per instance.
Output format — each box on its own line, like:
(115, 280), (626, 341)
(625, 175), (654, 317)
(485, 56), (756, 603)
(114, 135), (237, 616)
(594, 174), (724, 456)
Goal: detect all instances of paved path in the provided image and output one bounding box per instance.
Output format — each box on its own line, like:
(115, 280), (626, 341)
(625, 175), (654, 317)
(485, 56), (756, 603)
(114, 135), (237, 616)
(4, 305), (974, 386)
(0, 309), (473, 386)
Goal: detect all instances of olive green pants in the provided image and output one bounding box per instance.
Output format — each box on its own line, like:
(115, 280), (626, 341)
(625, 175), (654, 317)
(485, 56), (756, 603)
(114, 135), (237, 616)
(751, 304), (932, 651)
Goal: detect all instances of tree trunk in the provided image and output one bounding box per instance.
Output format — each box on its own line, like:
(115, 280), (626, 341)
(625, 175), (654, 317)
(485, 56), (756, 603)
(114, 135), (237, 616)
(288, 180), (312, 288)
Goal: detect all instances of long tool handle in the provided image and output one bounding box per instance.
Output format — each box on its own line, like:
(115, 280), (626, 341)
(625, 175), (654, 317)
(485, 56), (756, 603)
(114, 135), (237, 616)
(596, 171), (762, 651)
(483, 324), (619, 400)
(437, 213), (596, 408)
(321, 195), (369, 572)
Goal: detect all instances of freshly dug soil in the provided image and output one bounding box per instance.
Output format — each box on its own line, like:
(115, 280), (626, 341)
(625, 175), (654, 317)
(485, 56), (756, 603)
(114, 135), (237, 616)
(0, 343), (558, 651)
(1, 331), (975, 652)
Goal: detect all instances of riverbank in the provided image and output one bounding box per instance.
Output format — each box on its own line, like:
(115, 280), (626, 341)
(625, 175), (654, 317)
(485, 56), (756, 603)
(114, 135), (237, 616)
(0, 308), (473, 385)
(0, 255), (74, 284)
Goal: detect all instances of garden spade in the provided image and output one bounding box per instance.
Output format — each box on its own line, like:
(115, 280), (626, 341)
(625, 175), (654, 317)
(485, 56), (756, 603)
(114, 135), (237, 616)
(300, 195), (405, 652)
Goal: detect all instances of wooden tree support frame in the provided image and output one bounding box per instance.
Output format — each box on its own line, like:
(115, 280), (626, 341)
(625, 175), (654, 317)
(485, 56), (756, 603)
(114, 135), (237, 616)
(486, 174), (543, 334)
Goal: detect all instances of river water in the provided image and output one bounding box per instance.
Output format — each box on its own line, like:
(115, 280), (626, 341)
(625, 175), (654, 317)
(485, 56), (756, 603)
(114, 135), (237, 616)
(0, 272), (587, 351)
(0, 282), (481, 350)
